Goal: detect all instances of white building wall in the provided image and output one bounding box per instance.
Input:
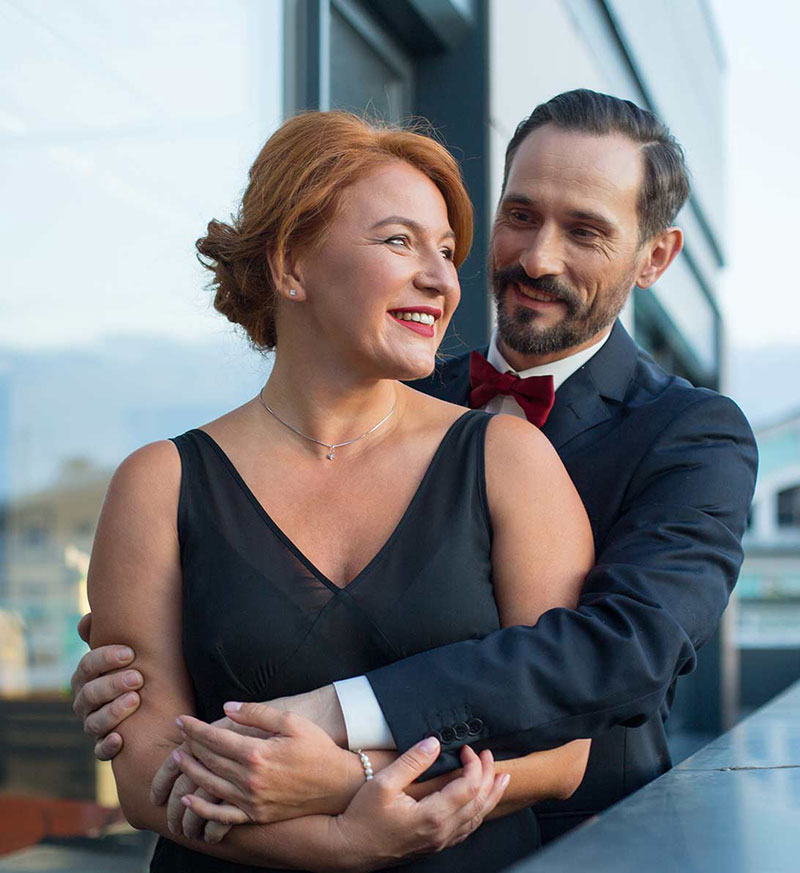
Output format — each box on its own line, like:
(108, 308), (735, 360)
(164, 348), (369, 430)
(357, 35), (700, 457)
(488, 0), (724, 376)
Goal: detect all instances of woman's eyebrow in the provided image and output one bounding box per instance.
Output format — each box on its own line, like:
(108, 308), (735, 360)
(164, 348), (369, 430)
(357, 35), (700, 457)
(370, 216), (456, 241)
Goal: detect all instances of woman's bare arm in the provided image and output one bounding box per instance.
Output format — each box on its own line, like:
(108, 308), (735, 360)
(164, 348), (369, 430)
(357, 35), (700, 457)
(482, 414), (594, 804)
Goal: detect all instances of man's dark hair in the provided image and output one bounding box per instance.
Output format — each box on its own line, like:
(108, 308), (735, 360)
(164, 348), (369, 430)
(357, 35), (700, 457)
(503, 89), (690, 242)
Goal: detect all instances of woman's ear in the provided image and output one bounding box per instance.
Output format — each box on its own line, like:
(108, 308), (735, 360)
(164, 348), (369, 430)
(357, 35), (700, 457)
(267, 249), (307, 302)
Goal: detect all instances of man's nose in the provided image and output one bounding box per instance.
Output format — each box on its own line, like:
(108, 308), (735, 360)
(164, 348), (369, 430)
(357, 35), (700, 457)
(519, 226), (564, 279)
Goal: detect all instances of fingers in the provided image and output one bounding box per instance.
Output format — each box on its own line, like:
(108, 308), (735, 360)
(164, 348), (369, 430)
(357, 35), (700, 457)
(94, 732), (123, 761)
(151, 746), (183, 805)
(181, 787), (216, 841)
(222, 701), (299, 735)
(167, 772), (198, 835)
(77, 612), (92, 644)
(374, 736), (440, 793)
(203, 820), (234, 844)
(179, 716), (254, 777)
(443, 750), (510, 847)
(182, 794), (250, 826)
(80, 679), (142, 737)
(71, 645), (135, 700)
(174, 749), (244, 807)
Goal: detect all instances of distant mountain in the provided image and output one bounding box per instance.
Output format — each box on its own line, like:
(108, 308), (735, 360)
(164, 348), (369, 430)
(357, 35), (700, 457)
(0, 333), (269, 499)
(727, 342), (800, 429)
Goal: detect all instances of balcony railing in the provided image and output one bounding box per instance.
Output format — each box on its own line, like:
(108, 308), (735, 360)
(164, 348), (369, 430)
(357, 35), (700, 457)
(506, 679), (800, 872)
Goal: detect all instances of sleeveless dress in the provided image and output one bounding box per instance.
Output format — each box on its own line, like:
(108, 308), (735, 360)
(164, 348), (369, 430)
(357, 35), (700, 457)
(149, 410), (540, 872)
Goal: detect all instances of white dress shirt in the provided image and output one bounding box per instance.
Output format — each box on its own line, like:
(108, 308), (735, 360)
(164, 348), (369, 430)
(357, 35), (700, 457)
(333, 329), (611, 750)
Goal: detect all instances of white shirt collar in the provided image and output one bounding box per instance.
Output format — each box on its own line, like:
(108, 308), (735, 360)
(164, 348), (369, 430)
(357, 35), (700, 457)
(486, 329), (611, 392)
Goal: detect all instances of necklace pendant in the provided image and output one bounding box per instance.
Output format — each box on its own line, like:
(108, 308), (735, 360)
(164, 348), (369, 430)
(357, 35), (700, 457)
(327, 447), (335, 461)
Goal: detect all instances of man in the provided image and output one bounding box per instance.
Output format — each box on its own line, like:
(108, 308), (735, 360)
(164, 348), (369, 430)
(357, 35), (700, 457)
(71, 90), (757, 842)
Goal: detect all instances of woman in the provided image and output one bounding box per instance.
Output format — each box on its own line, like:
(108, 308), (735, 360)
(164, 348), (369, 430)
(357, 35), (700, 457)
(87, 111), (594, 872)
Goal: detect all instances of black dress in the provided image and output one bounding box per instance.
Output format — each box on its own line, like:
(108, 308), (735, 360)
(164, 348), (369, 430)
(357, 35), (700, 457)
(149, 410), (539, 872)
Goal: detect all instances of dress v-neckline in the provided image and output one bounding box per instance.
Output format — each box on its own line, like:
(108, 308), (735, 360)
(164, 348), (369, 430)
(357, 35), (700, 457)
(191, 410), (476, 594)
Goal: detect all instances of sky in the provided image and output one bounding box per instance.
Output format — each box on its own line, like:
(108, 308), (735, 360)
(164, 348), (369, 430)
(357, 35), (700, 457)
(707, 0), (800, 422)
(1, 0), (797, 437)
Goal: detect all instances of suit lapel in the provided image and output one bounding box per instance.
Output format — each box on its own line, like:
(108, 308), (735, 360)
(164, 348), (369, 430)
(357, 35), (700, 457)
(542, 321), (638, 450)
(419, 323), (640, 451)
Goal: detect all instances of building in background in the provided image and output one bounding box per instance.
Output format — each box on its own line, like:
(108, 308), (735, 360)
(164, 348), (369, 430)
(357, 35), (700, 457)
(0, 0), (729, 816)
(736, 411), (800, 711)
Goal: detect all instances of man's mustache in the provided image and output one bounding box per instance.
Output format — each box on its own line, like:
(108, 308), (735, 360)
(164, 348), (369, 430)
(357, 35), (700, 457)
(492, 266), (578, 307)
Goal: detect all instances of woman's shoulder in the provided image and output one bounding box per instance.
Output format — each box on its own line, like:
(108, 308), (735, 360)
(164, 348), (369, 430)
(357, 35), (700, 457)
(106, 441), (181, 512)
(484, 413), (558, 469)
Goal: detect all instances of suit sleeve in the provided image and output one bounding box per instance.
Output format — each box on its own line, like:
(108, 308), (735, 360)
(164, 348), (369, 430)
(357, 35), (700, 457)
(365, 393), (758, 776)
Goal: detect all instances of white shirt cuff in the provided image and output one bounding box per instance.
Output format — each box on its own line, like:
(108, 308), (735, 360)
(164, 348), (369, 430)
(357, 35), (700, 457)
(332, 675), (397, 750)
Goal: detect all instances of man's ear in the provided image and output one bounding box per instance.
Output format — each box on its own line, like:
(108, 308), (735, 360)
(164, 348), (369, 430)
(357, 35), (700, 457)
(266, 248), (307, 302)
(635, 227), (683, 290)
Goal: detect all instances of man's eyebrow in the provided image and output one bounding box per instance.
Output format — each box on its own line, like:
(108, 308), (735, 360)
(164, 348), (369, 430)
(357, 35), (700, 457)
(500, 194), (618, 233)
(370, 216), (456, 241)
(567, 209), (618, 232)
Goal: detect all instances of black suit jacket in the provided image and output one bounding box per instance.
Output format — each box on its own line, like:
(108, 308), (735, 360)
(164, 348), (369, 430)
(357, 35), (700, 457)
(366, 321), (758, 839)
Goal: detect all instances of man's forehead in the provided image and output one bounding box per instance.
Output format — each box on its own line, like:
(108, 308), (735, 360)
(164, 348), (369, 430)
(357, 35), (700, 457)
(506, 125), (644, 202)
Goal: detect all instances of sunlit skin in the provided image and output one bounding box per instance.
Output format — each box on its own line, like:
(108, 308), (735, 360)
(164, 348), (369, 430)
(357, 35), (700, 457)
(272, 161), (460, 386)
(490, 125), (683, 370)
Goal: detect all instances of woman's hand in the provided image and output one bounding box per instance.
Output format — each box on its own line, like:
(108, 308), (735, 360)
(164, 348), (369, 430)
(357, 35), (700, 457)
(170, 702), (363, 828)
(330, 738), (509, 872)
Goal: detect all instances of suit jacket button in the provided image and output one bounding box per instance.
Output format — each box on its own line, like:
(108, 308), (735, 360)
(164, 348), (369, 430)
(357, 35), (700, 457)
(440, 726), (456, 744)
(467, 718), (484, 735)
(429, 730), (444, 742)
(453, 722), (469, 740)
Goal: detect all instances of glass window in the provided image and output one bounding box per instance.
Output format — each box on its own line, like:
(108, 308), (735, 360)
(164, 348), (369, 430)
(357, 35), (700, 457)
(0, 0), (282, 822)
(777, 485), (800, 528)
(329, 1), (413, 121)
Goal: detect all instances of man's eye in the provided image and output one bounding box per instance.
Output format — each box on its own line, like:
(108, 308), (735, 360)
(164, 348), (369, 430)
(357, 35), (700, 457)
(509, 210), (531, 223)
(572, 227), (599, 241)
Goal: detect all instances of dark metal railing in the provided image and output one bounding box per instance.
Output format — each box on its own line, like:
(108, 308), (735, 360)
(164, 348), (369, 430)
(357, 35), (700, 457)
(506, 679), (800, 872)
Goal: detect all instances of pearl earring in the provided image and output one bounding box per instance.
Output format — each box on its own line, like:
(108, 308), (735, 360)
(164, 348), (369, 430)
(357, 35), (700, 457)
(288, 289), (297, 297)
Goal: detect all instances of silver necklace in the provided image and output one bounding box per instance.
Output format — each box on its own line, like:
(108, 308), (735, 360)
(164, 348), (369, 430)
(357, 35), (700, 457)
(258, 389), (397, 461)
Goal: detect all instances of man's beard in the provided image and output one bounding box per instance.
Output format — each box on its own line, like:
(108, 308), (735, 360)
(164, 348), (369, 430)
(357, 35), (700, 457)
(491, 265), (633, 358)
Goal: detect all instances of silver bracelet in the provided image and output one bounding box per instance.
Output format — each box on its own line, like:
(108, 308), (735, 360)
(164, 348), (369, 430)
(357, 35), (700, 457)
(353, 748), (374, 781)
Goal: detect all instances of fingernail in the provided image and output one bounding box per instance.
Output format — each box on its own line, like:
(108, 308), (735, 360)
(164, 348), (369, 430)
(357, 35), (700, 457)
(118, 646), (134, 661)
(181, 795), (192, 807)
(419, 736), (439, 754)
(500, 773), (511, 789)
(171, 750), (181, 764)
(123, 671), (141, 688)
(223, 701), (242, 712)
(175, 717), (185, 731)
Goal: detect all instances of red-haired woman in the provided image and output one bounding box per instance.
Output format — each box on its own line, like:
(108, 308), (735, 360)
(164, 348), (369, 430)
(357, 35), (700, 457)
(87, 112), (593, 872)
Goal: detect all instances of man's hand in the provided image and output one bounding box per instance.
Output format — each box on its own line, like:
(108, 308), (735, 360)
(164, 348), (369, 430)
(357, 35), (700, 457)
(71, 612), (142, 761)
(168, 703), (362, 828)
(264, 686), (348, 748)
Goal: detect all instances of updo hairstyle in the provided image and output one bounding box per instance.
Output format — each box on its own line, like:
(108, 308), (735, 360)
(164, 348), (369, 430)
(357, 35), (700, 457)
(196, 112), (474, 351)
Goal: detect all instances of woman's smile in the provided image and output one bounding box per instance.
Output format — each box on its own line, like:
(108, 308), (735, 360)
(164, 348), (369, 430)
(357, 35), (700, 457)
(388, 305), (441, 337)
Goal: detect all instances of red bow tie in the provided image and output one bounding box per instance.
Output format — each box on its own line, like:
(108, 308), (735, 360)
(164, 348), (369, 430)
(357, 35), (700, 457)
(469, 352), (555, 427)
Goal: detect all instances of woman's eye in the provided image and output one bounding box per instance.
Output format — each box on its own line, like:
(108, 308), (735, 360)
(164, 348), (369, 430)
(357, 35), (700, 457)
(385, 235), (409, 247)
(441, 247), (455, 261)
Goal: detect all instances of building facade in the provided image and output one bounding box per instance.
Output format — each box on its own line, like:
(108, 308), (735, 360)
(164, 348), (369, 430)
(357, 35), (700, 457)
(737, 411), (800, 710)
